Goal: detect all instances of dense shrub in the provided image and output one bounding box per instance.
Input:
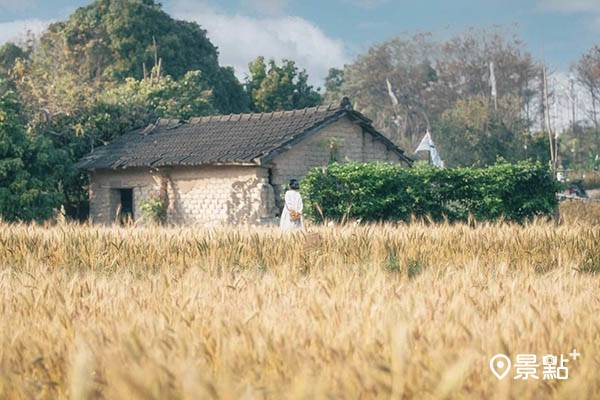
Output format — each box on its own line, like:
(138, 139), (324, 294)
(301, 161), (559, 223)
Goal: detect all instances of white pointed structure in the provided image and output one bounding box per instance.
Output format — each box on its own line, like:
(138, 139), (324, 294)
(415, 130), (444, 168)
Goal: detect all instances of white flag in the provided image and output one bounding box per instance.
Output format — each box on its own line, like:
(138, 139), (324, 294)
(489, 61), (497, 99)
(415, 131), (444, 168)
(386, 78), (399, 106)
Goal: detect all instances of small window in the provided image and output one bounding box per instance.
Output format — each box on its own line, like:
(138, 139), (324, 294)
(119, 188), (134, 224)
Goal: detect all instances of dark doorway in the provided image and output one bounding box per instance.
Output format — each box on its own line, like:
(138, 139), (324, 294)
(119, 188), (134, 224)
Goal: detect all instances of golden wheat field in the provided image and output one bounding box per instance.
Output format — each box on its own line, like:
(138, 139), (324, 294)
(0, 201), (599, 399)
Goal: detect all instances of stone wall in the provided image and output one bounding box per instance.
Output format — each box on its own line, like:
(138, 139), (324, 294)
(89, 166), (277, 225)
(268, 115), (405, 207)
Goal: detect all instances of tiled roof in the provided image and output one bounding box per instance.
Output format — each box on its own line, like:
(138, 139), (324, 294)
(76, 98), (410, 170)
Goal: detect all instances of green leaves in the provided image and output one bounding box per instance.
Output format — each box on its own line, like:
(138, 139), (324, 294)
(17, 0), (248, 118)
(103, 70), (216, 123)
(0, 89), (66, 222)
(301, 161), (559, 223)
(140, 196), (166, 224)
(245, 57), (322, 112)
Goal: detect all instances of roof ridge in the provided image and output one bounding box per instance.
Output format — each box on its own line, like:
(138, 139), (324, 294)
(157, 118), (182, 126)
(186, 103), (346, 125)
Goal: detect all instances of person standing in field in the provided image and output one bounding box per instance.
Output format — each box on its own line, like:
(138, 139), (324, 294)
(280, 179), (304, 231)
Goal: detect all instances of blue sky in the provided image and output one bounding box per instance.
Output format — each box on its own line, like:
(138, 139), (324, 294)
(0, 0), (598, 86)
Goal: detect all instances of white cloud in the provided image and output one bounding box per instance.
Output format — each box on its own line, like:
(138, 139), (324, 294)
(537, 0), (600, 32)
(0, 18), (49, 45)
(169, 4), (349, 87)
(537, 0), (600, 13)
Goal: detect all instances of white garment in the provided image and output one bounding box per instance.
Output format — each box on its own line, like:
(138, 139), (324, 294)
(279, 190), (304, 231)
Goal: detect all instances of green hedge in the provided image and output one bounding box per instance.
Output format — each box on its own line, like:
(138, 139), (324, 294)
(300, 161), (559, 223)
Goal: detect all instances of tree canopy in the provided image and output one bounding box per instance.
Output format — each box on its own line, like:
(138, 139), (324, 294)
(246, 57), (322, 112)
(18, 0), (248, 117)
(325, 30), (545, 167)
(0, 85), (67, 221)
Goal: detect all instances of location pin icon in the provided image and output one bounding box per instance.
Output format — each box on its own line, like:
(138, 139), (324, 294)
(489, 354), (511, 380)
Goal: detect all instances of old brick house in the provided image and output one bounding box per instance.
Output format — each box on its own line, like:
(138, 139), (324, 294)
(77, 98), (411, 225)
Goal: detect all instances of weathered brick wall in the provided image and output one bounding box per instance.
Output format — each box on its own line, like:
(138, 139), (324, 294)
(166, 166), (276, 225)
(89, 166), (277, 225)
(269, 116), (405, 206)
(89, 169), (155, 224)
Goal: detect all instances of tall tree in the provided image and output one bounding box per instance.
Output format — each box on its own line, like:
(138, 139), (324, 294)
(325, 29), (543, 166)
(0, 84), (66, 221)
(573, 45), (600, 151)
(435, 95), (530, 166)
(16, 0), (248, 118)
(246, 57), (322, 112)
(323, 67), (345, 103)
(332, 33), (438, 148)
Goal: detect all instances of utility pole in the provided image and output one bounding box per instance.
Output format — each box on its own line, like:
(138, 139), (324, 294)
(570, 77), (577, 165)
(542, 64), (561, 224)
(542, 65), (557, 176)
